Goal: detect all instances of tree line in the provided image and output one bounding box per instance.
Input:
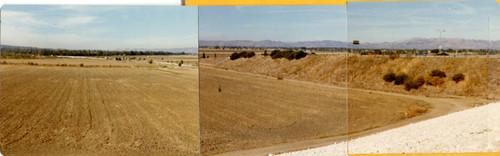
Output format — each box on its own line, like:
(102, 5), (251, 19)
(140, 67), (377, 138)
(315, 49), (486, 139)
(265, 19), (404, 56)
(1, 47), (186, 58)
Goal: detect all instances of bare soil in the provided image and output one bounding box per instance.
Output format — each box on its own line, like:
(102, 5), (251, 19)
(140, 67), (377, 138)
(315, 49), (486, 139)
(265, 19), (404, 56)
(200, 66), (443, 155)
(0, 57), (199, 155)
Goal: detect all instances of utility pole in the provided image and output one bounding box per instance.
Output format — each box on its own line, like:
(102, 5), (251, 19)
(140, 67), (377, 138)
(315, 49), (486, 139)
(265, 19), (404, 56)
(437, 29), (446, 54)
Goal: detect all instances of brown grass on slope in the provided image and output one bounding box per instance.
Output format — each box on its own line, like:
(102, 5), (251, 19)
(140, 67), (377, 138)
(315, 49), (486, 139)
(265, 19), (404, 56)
(213, 55), (491, 98)
(348, 56), (488, 98)
(215, 55), (347, 87)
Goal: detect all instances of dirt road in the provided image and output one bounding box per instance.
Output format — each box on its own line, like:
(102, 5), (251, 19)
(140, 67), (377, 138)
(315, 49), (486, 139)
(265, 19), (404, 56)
(0, 64), (199, 155)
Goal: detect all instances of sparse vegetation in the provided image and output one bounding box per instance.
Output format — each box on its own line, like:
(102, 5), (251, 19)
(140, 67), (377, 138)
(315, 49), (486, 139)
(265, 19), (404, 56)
(80, 63), (84, 67)
(452, 73), (465, 83)
(148, 59), (153, 64)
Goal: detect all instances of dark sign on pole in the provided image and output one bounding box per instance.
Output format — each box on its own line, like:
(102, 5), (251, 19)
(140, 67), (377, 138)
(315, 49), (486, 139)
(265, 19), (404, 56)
(353, 40), (360, 45)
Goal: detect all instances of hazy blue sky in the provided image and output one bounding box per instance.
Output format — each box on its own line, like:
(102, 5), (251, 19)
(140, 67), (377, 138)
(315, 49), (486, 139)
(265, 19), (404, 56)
(1, 5), (198, 50)
(199, 5), (347, 42)
(348, 0), (500, 43)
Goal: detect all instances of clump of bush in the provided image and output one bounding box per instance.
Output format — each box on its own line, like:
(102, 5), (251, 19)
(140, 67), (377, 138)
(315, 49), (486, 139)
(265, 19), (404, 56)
(424, 69), (447, 86)
(429, 69), (446, 78)
(269, 49), (307, 60)
(452, 73), (465, 83)
(178, 60), (184, 67)
(148, 59), (153, 64)
(404, 76), (425, 91)
(80, 63), (84, 67)
(394, 72), (409, 85)
(383, 72), (396, 82)
(230, 51), (255, 60)
(383, 69), (464, 91)
(426, 76), (445, 86)
(27, 62), (38, 65)
(115, 57), (122, 61)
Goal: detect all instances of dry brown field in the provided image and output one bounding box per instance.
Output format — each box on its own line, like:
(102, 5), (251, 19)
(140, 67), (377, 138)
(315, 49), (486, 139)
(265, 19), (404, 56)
(0, 56), (199, 155)
(199, 51), (493, 155)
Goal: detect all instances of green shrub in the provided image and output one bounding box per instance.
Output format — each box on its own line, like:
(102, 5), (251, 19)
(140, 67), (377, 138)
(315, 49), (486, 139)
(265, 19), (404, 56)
(230, 51), (255, 60)
(394, 72), (408, 85)
(242, 51), (255, 58)
(270, 49), (307, 60)
(429, 69), (446, 78)
(383, 72), (396, 82)
(230, 52), (241, 60)
(452, 73), (465, 83)
(291, 50), (307, 60)
(80, 63), (84, 67)
(270, 50), (284, 59)
(148, 59), (153, 64)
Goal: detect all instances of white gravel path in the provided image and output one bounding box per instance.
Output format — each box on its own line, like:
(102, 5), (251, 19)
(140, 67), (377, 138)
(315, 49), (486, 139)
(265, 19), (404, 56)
(276, 102), (500, 155)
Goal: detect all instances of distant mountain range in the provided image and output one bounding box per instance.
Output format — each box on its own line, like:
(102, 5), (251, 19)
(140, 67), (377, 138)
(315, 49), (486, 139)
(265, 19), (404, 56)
(200, 38), (500, 49)
(200, 40), (346, 48)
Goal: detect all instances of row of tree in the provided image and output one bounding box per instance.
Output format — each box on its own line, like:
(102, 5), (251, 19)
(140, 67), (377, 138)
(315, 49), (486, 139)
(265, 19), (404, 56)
(1, 47), (186, 57)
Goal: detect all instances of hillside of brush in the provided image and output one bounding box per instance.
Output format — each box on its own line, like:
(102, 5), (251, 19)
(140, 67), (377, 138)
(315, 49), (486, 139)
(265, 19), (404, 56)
(212, 55), (494, 98)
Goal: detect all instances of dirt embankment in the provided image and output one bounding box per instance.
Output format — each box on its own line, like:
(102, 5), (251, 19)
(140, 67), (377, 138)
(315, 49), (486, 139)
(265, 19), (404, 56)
(203, 55), (494, 98)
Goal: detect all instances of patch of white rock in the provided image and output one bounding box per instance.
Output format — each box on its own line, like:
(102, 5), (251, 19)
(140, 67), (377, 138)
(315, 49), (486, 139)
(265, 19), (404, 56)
(275, 102), (500, 156)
